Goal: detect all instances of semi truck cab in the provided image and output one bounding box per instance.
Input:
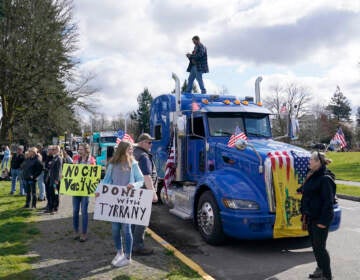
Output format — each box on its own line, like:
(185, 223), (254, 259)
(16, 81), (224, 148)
(150, 74), (341, 245)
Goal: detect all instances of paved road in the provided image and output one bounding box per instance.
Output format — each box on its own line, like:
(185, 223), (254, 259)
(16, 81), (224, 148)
(149, 199), (360, 280)
(336, 180), (360, 187)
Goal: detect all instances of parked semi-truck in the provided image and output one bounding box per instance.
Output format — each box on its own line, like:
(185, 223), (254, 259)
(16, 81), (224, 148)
(91, 131), (117, 177)
(150, 73), (341, 245)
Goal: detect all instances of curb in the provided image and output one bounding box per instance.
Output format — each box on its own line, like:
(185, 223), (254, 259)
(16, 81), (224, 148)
(337, 194), (360, 202)
(146, 228), (215, 280)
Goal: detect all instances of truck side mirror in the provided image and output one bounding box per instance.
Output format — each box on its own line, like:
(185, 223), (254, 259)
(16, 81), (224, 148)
(177, 115), (186, 136)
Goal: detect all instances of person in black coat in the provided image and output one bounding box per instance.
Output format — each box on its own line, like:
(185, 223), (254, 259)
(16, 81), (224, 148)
(46, 145), (62, 214)
(300, 151), (335, 280)
(22, 147), (44, 208)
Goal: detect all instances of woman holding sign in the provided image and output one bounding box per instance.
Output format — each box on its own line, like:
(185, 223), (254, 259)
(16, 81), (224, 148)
(96, 141), (144, 267)
(72, 143), (96, 242)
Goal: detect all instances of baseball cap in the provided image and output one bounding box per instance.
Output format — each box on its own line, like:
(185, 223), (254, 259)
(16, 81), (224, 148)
(137, 133), (155, 143)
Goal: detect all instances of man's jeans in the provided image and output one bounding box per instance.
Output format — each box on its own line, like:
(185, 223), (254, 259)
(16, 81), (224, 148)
(11, 169), (25, 194)
(72, 196), (89, 234)
(112, 222), (133, 258)
(37, 171), (45, 200)
(186, 66), (206, 93)
(131, 224), (146, 251)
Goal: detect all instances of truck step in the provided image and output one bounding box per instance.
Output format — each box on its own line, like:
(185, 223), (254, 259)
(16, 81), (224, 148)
(169, 208), (192, 220)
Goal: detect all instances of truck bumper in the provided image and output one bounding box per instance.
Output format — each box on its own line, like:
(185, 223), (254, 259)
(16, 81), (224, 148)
(221, 211), (275, 239)
(221, 205), (342, 239)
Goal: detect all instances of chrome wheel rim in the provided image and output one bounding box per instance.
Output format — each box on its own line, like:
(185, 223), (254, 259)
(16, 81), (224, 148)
(198, 201), (214, 235)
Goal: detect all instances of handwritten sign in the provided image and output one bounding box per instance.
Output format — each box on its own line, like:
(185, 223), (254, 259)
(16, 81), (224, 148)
(93, 184), (153, 226)
(60, 164), (101, 197)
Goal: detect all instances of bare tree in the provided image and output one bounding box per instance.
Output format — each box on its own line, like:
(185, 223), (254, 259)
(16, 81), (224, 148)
(264, 83), (312, 137)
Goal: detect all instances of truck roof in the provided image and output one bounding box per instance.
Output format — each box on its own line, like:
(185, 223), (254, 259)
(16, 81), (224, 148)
(155, 93), (272, 114)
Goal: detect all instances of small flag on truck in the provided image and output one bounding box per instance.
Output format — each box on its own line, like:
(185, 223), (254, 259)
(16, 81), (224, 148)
(227, 127), (248, 147)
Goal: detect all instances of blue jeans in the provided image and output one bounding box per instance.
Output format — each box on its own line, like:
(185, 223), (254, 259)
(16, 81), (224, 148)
(37, 171), (45, 200)
(11, 169), (25, 194)
(72, 196), (89, 234)
(112, 222), (133, 258)
(1, 157), (9, 169)
(186, 66), (206, 93)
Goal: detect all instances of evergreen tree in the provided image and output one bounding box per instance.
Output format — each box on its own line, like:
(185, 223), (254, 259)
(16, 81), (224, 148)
(131, 88), (153, 137)
(0, 0), (94, 144)
(326, 86), (351, 121)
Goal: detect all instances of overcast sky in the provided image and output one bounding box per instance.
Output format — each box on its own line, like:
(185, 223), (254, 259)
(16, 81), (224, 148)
(73, 0), (360, 118)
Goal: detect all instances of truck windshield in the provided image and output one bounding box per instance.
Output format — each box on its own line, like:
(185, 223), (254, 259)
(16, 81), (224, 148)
(100, 136), (118, 143)
(208, 113), (271, 138)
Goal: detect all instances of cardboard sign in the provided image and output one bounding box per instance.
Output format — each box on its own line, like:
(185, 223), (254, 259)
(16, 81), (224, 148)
(93, 184), (153, 226)
(60, 164), (101, 197)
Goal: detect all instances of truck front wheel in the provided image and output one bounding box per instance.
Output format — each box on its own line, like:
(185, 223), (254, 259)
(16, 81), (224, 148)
(197, 191), (225, 245)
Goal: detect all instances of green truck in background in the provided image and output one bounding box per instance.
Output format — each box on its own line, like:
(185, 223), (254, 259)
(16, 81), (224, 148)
(91, 131), (117, 177)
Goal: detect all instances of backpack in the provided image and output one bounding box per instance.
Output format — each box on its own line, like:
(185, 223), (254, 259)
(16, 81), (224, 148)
(324, 169), (337, 204)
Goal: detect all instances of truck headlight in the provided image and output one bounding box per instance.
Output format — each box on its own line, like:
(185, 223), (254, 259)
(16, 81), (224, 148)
(222, 198), (260, 210)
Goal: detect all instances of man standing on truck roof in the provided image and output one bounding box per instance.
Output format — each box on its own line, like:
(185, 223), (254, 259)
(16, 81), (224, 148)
(132, 133), (158, 255)
(185, 35), (209, 94)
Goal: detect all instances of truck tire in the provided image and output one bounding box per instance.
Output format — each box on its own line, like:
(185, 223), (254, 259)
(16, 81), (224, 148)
(197, 191), (226, 245)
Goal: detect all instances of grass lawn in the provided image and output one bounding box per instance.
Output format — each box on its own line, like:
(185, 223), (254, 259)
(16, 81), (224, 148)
(337, 184), (360, 197)
(325, 152), (360, 181)
(0, 181), (39, 279)
(0, 181), (201, 280)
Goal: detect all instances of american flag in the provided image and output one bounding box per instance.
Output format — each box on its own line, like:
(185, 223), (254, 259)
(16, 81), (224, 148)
(332, 128), (347, 149)
(290, 150), (309, 184)
(227, 126), (248, 147)
(123, 133), (134, 143)
(192, 101), (200, 111)
(164, 137), (176, 189)
(116, 133), (134, 144)
(267, 150), (309, 184)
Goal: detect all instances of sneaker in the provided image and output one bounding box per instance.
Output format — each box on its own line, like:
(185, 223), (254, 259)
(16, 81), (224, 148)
(111, 252), (124, 266)
(309, 267), (323, 278)
(114, 257), (131, 267)
(9, 191), (14, 195)
(132, 247), (154, 256)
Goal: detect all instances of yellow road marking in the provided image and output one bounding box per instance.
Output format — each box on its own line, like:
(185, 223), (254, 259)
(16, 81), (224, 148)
(146, 228), (215, 280)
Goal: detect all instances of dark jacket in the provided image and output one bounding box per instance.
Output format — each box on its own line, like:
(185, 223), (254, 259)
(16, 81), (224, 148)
(10, 153), (25, 169)
(48, 155), (62, 186)
(22, 156), (43, 181)
(186, 42), (209, 73)
(300, 165), (335, 226)
(133, 146), (158, 188)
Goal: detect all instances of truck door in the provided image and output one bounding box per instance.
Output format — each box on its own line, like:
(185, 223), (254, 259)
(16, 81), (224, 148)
(187, 116), (206, 179)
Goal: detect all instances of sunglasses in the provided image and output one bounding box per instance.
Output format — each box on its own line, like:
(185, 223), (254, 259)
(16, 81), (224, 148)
(147, 141), (153, 144)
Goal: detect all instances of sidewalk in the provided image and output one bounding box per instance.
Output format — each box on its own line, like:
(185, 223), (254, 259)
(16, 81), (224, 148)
(29, 195), (202, 280)
(336, 180), (360, 187)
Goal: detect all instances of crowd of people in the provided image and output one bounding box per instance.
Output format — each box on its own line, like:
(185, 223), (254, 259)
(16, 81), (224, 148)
(1, 132), (159, 269)
(1, 134), (336, 278)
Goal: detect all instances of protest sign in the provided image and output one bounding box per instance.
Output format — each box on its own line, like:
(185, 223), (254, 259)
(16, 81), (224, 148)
(60, 163), (101, 197)
(93, 184), (153, 226)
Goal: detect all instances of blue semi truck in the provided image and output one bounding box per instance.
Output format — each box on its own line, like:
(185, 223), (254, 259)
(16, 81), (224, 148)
(150, 74), (341, 245)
